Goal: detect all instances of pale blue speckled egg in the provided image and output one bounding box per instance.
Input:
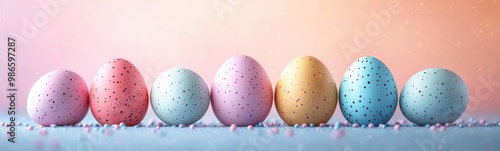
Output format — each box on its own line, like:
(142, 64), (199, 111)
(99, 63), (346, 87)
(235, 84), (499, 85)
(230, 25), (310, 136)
(339, 56), (398, 125)
(150, 68), (210, 125)
(400, 68), (468, 125)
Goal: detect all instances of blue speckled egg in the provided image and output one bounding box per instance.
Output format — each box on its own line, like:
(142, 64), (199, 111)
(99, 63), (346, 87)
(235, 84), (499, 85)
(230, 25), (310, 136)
(400, 68), (468, 125)
(339, 56), (398, 125)
(150, 68), (210, 125)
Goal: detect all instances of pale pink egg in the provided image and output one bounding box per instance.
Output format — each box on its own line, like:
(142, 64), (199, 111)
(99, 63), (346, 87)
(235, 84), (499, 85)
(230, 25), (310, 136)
(211, 55), (273, 126)
(27, 70), (89, 126)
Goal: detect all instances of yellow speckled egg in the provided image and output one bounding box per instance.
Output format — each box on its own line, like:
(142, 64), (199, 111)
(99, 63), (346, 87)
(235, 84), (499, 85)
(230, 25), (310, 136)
(275, 56), (337, 125)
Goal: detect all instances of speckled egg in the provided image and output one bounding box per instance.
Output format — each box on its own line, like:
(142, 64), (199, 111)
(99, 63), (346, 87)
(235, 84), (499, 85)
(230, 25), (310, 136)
(400, 68), (468, 125)
(275, 56), (337, 125)
(339, 56), (398, 125)
(27, 70), (89, 126)
(89, 58), (148, 126)
(211, 55), (273, 126)
(150, 68), (210, 125)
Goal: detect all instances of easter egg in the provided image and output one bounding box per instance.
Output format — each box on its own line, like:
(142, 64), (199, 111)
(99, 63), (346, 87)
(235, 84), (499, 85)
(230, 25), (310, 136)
(211, 55), (273, 126)
(27, 70), (89, 126)
(339, 56), (397, 125)
(275, 56), (337, 125)
(89, 58), (148, 126)
(150, 68), (210, 125)
(400, 68), (468, 125)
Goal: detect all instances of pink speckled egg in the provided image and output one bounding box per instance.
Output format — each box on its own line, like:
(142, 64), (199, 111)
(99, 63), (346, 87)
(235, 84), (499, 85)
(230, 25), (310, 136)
(27, 70), (89, 126)
(211, 55), (273, 126)
(89, 58), (148, 126)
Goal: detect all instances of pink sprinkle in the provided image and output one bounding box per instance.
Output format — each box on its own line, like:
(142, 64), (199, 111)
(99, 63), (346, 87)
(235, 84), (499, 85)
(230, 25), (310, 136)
(435, 123), (441, 127)
(479, 119), (486, 125)
(229, 124), (237, 132)
(104, 129), (113, 136)
(368, 123), (374, 128)
(319, 123), (326, 127)
(440, 126), (446, 132)
(149, 118), (155, 124)
(269, 122), (276, 127)
(286, 129), (294, 137)
(430, 126), (437, 131)
(456, 120), (462, 124)
(331, 129), (345, 140)
(27, 126), (34, 131)
(179, 124), (185, 128)
(468, 123), (474, 127)
(34, 139), (44, 150)
(157, 122), (164, 127)
(156, 125), (161, 129)
(394, 124), (400, 131)
(38, 125), (44, 128)
(268, 127), (279, 135)
(342, 121), (350, 126)
(247, 125), (254, 130)
(146, 124), (151, 128)
(445, 123), (451, 127)
(114, 125), (120, 130)
(378, 124), (384, 128)
(189, 124), (195, 129)
(264, 124), (269, 127)
(352, 123), (359, 128)
(0, 122), (4, 127)
(39, 129), (48, 136)
(83, 123), (89, 128)
(84, 127), (91, 133)
(398, 119), (407, 125)
(301, 123), (308, 128)
(50, 140), (60, 150)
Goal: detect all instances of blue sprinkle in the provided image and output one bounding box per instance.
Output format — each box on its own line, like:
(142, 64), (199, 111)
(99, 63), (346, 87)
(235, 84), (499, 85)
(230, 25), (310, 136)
(103, 124), (109, 128)
(381, 125), (386, 129)
(309, 123), (315, 127)
(258, 122), (264, 127)
(497, 123), (500, 127)
(334, 122), (342, 129)
(485, 123), (490, 127)
(361, 125), (366, 128)
(294, 124), (300, 128)
(459, 124), (464, 128)
(119, 122), (126, 127)
(425, 124), (431, 127)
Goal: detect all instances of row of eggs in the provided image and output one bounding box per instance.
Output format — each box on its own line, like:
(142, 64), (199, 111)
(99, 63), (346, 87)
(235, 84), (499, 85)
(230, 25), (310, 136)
(27, 55), (468, 126)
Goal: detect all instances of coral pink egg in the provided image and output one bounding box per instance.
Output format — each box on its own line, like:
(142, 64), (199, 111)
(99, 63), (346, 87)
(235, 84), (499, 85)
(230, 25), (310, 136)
(90, 58), (148, 126)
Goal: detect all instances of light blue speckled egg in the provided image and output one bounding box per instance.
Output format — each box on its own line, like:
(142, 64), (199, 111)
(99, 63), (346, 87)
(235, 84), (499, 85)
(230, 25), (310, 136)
(339, 56), (398, 125)
(150, 68), (210, 125)
(400, 68), (468, 125)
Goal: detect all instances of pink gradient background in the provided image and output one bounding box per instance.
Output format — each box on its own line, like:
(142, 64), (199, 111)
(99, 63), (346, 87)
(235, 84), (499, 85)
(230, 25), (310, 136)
(1, 0), (499, 123)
